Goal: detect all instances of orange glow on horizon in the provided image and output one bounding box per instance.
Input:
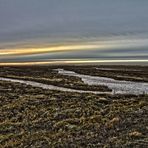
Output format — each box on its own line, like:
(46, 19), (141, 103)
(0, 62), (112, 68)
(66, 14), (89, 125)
(1, 38), (148, 56)
(0, 44), (107, 56)
(0, 59), (148, 66)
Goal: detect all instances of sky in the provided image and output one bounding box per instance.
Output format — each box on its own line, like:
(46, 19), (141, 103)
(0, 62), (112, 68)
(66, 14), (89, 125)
(0, 0), (148, 65)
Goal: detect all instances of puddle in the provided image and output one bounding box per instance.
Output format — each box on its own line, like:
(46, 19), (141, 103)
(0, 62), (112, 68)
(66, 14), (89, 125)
(96, 68), (141, 71)
(56, 69), (148, 95)
(0, 77), (111, 94)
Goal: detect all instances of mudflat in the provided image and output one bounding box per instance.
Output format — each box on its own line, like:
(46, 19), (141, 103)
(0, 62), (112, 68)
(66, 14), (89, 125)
(0, 65), (148, 147)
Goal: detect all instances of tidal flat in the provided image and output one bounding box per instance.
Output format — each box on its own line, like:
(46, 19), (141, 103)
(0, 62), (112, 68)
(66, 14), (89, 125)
(0, 65), (148, 147)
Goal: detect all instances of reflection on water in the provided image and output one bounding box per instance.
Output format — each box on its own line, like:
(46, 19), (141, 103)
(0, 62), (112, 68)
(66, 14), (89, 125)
(0, 77), (110, 95)
(1, 68), (148, 95)
(56, 69), (148, 95)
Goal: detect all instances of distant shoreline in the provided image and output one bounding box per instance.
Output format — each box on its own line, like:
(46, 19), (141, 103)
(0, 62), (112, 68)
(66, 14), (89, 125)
(0, 60), (148, 66)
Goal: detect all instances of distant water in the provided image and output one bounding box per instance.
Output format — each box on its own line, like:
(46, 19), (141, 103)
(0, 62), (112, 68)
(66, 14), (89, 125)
(0, 68), (148, 95)
(0, 77), (110, 95)
(56, 69), (148, 95)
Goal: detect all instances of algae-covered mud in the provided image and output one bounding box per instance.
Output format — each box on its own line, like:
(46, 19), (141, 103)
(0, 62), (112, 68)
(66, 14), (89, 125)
(0, 65), (148, 147)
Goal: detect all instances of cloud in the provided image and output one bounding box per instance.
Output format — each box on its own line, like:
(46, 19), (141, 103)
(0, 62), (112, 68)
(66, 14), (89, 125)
(0, 0), (148, 64)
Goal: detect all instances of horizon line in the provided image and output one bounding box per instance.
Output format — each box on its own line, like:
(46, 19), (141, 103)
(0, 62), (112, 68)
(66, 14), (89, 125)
(0, 59), (148, 66)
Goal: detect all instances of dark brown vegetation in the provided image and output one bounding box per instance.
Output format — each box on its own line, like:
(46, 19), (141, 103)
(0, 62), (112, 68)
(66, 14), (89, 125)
(0, 65), (148, 147)
(0, 66), (111, 92)
(61, 65), (148, 82)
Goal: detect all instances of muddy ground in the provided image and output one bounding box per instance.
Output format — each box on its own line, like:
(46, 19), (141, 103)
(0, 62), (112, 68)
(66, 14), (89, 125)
(0, 65), (148, 147)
